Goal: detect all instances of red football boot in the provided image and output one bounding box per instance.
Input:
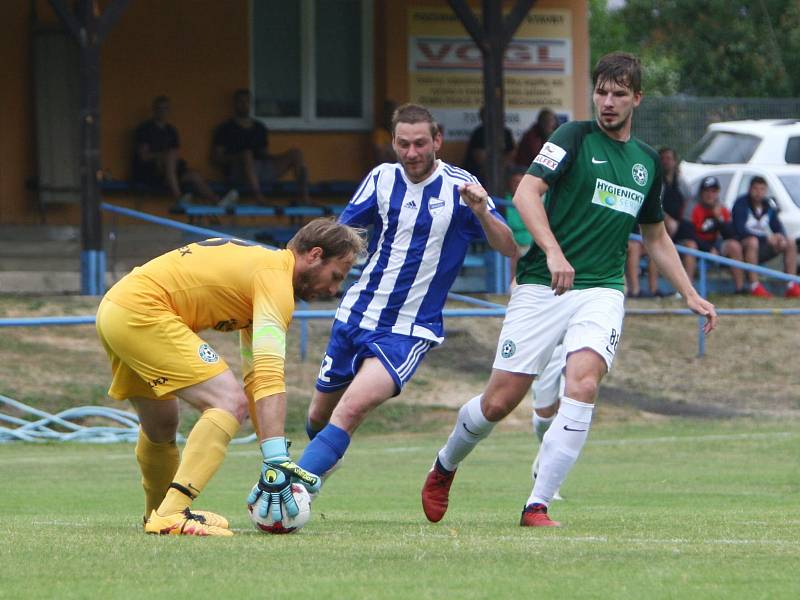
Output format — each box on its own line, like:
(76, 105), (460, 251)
(520, 503), (561, 527)
(785, 283), (800, 298)
(421, 462), (456, 523)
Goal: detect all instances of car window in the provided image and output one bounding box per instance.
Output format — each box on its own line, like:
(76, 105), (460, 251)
(785, 137), (800, 164)
(777, 175), (800, 209)
(685, 131), (761, 164)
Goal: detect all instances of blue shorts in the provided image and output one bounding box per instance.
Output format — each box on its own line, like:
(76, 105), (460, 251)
(315, 320), (433, 396)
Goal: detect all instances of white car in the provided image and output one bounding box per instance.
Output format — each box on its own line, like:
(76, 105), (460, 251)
(682, 119), (800, 173)
(680, 120), (800, 241)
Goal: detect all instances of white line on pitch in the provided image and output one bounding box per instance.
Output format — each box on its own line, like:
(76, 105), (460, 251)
(0, 430), (796, 466)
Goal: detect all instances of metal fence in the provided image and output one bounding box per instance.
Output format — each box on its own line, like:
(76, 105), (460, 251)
(633, 96), (800, 158)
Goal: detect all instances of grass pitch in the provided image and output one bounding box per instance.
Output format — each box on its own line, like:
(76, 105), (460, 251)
(1, 418), (798, 600)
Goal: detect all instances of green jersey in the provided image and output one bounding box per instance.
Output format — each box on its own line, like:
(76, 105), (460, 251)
(518, 120), (663, 291)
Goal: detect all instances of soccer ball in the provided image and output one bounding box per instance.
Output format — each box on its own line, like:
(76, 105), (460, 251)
(247, 483), (312, 534)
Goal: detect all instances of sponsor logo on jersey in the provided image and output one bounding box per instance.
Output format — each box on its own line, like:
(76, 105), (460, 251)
(198, 343), (219, 364)
(632, 163), (649, 186)
(404, 199), (418, 210)
(533, 141), (566, 171)
(428, 197), (446, 216)
(592, 178), (645, 217)
(540, 142), (566, 162)
(533, 154), (558, 170)
(149, 376), (169, 388)
(500, 339), (516, 358)
(591, 157), (607, 164)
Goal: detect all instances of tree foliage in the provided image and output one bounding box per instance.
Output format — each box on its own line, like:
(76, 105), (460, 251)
(590, 0), (800, 97)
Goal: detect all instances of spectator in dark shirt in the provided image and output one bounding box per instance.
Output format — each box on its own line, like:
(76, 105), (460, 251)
(690, 176), (745, 293)
(650, 147), (698, 288)
(513, 108), (558, 168)
(732, 175), (800, 297)
(132, 95), (225, 204)
(463, 106), (515, 187)
(212, 89), (308, 205)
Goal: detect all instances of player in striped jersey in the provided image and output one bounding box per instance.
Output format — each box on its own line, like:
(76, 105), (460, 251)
(297, 104), (517, 485)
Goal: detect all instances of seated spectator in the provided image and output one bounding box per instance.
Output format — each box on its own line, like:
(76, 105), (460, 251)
(514, 108), (558, 168)
(651, 147), (698, 285)
(463, 106), (515, 187)
(211, 89), (308, 205)
(372, 100), (398, 166)
(626, 225), (658, 298)
(732, 175), (800, 297)
(691, 176), (745, 294)
(132, 95), (228, 205)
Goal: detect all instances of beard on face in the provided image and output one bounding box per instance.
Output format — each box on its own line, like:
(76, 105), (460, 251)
(294, 267), (316, 301)
(402, 151), (436, 182)
(598, 112), (628, 132)
(294, 262), (335, 302)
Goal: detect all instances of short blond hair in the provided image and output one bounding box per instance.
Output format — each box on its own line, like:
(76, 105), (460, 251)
(287, 217), (366, 260)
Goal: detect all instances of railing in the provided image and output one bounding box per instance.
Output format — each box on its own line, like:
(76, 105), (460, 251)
(4, 203), (800, 442)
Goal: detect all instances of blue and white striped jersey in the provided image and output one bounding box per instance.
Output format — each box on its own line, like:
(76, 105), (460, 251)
(336, 160), (506, 344)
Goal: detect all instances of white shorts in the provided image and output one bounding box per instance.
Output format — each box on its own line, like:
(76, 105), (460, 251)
(493, 284), (625, 376)
(532, 343), (565, 409)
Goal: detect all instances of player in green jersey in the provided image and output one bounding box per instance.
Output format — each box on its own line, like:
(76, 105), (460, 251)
(422, 52), (718, 527)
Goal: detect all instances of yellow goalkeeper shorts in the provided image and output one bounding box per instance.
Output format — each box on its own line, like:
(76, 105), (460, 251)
(95, 298), (229, 400)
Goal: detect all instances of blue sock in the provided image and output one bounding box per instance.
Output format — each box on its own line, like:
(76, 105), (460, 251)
(306, 419), (322, 441)
(298, 424), (350, 476)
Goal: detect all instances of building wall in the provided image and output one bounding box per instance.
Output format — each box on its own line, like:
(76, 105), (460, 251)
(0, 0), (588, 225)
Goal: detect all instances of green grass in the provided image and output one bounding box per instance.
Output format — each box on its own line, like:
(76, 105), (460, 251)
(1, 419), (799, 600)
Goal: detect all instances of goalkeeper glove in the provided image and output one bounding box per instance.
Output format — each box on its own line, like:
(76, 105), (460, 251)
(247, 437), (320, 523)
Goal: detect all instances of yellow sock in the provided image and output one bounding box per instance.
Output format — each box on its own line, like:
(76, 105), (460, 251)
(135, 429), (180, 516)
(157, 408), (240, 516)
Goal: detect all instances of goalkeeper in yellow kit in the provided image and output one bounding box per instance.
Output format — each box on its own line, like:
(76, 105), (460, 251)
(95, 218), (364, 536)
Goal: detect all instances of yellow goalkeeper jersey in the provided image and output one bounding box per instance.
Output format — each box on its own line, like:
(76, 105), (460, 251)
(105, 239), (295, 400)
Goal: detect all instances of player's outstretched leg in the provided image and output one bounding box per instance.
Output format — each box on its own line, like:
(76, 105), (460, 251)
(145, 507), (232, 536)
(421, 459), (457, 523)
(135, 428), (180, 523)
(531, 411), (563, 501)
(297, 423), (350, 483)
(522, 396), (594, 527)
(134, 430), (230, 528)
(145, 408), (240, 537)
(421, 395), (495, 522)
(520, 503), (561, 527)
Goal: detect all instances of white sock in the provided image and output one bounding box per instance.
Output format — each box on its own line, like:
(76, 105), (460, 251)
(437, 395), (495, 472)
(532, 413), (555, 443)
(527, 396), (594, 507)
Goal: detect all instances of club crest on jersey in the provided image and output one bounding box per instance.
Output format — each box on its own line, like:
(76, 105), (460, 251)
(428, 197), (446, 217)
(632, 163), (648, 186)
(500, 339), (516, 358)
(198, 343), (219, 363)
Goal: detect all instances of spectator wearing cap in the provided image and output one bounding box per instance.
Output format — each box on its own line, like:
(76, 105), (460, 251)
(732, 175), (800, 298)
(691, 176), (745, 294)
